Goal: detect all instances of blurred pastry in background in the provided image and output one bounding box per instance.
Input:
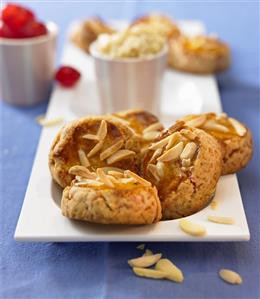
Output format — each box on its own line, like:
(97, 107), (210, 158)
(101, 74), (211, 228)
(178, 113), (253, 174)
(131, 13), (181, 40)
(168, 35), (231, 74)
(71, 17), (115, 53)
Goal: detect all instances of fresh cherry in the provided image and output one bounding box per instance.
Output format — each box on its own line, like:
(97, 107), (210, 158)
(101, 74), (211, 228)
(2, 4), (35, 32)
(55, 66), (81, 87)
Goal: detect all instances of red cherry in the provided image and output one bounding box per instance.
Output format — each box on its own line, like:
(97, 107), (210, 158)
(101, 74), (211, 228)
(55, 66), (81, 87)
(21, 21), (47, 38)
(2, 4), (35, 31)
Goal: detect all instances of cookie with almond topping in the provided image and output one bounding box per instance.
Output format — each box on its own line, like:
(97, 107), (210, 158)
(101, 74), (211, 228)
(168, 35), (230, 74)
(61, 168), (162, 224)
(178, 113), (253, 174)
(49, 116), (141, 188)
(141, 122), (222, 219)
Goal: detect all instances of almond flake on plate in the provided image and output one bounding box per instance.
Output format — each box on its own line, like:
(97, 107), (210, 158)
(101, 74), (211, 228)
(207, 215), (235, 225)
(179, 219), (206, 237)
(37, 116), (64, 127)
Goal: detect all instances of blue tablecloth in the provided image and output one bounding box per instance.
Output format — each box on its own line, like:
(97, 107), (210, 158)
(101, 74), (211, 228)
(1, 2), (259, 299)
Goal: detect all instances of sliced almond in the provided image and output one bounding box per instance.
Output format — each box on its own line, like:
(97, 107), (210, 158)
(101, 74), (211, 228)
(228, 117), (246, 136)
(157, 142), (184, 162)
(166, 132), (181, 150)
(112, 115), (130, 125)
(203, 120), (229, 133)
(133, 267), (166, 280)
(179, 219), (206, 237)
(155, 259), (184, 283)
(102, 167), (124, 174)
(69, 165), (96, 179)
(82, 134), (99, 141)
(97, 119), (107, 140)
(125, 170), (151, 187)
(107, 170), (124, 178)
(185, 115), (206, 128)
(100, 139), (124, 161)
(147, 164), (160, 182)
(149, 135), (173, 150)
(96, 168), (114, 188)
(216, 112), (228, 120)
(119, 178), (136, 184)
(143, 131), (160, 141)
(180, 142), (197, 160)
(78, 149), (90, 167)
(219, 269), (242, 284)
(74, 179), (104, 187)
(149, 148), (162, 164)
(107, 150), (135, 164)
(207, 215), (234, 225)
(87, 140), (104, 158)
(106, 175), (119, 184)
(143, 249), (153, 256)
(180, 129), (196, 140)
(128, 253), (162, 268)
(136, 244), (145, 250)
(156, 161), (165, 178)
(181, 158), (191, 167)
(37, 116), (64, 127)
(143, 122), (163, 134)
(210, 200), (218, 210)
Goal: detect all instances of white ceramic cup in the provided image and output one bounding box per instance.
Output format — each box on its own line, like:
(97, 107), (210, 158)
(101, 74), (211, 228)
(89, 42), (168, 116)
(0, 22), (58, 106)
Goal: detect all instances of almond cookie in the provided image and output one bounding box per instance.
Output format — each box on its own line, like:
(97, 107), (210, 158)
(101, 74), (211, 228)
(140, 122), (222, 219)
(113, 109), (164, 141)
(61, 168), (161, 224)
(168, 35), (230, 74)
(131, 14), (181, 40)
(71, 18), (115, 53)
(49, 116), (140, 188)
(178, 113), (253, 174)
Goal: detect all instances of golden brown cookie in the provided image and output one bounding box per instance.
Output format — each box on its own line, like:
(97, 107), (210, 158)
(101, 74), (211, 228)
(61, 168), (161, 224)
(113, 109), (164, 140)
(131, 14), (180, 40)
(49, 116), (140, 188)
(71, 18), (115, 53)
(140, 122), (222, 219)
(178, 113), (253, 174)
(168, 35), (230, 74)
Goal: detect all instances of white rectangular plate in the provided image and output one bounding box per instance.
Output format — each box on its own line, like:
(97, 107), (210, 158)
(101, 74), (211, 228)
(15, 20), (250, 242)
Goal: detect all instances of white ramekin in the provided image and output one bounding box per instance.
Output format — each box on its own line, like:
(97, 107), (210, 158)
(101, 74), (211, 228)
(89, 42), (168, 115)
(0, 22), (58, 106)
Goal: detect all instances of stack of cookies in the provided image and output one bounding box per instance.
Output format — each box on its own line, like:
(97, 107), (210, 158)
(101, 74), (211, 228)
(49, 109), (252, 224)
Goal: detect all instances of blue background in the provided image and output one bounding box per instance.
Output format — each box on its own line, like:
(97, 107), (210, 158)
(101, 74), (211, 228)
(0, 1), (259, 299)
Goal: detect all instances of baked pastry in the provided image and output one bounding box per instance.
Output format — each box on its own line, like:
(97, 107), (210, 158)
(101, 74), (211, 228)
(61, 168), (161, 224)
(131, 14), (180, 40)
(168, 35), (230, 74)
(140, 121), (222, 219)
(49, 116), (140, 188)
(178, 113), (253, 174)
(71, 18), (115, 53)
(113, 109), (164, 141)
